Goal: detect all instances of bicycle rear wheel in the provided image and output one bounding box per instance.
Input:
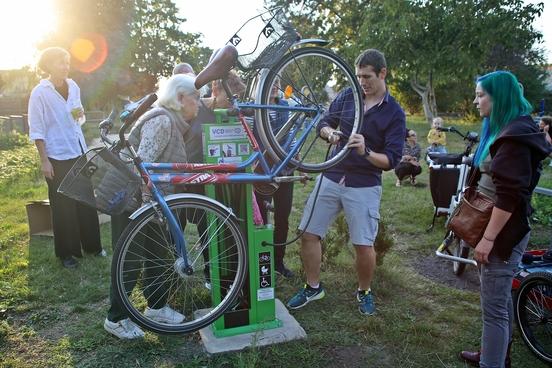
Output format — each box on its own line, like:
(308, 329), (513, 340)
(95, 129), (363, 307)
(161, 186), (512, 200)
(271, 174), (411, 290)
(514, 271), (552, 364)
(112, 195), (247, 335)
(257, 47), (363, 173)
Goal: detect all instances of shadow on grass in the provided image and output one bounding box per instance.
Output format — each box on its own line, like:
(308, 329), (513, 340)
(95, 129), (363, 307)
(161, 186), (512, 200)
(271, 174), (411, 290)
(23, 228), (212, 367)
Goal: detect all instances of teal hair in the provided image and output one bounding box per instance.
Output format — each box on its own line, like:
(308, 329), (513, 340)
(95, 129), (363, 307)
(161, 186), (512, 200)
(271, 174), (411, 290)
(473, 71), (532, 166)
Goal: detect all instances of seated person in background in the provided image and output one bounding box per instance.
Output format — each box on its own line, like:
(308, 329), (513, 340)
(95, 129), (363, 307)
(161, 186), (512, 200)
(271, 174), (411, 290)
(395, 129), (422, 187)
(104, 74), (199, 340)
(427, 117), (447, 153)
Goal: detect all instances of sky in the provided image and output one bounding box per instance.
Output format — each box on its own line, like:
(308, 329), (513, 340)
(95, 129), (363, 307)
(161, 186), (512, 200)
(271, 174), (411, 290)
(528, 0), (552, 62)
(175, 0), (268, 50)
(0, 0), (550, 70)
(0, 0), (57, 70)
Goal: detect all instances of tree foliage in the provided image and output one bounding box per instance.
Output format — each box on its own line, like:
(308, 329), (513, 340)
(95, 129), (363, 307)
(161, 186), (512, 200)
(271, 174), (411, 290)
(130, 0), (211, 78)
(40, 0), (211, 107)
(269, 0), (547, 120)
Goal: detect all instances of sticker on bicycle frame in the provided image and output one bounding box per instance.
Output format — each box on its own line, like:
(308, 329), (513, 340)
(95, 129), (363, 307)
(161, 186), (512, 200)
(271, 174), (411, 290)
(259, 264), (270, 277)
(208, 125), (246, 141)
(208, 144), (220, 157)
(259, 275), (271, 288)
(258, 252), (271, 264)
(230, 34), (241, 46)
(262, 23), (274, 38)
(257, 287), (274, 301)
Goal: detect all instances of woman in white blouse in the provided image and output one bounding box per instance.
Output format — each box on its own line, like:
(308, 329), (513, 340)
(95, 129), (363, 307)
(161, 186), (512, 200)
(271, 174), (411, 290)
(28, 47), (104, 269)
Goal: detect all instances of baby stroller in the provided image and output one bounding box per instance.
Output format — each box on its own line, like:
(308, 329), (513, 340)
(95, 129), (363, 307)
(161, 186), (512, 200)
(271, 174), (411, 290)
(427, 127), (479, 231)
(430, 127), (479, 276)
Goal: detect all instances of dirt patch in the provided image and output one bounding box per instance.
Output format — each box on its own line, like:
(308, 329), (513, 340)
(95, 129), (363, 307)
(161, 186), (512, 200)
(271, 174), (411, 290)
(411, 254), (480, 292)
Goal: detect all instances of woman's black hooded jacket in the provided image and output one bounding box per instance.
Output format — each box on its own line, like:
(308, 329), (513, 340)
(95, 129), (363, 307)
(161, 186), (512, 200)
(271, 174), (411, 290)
(488, 115), (552, 260)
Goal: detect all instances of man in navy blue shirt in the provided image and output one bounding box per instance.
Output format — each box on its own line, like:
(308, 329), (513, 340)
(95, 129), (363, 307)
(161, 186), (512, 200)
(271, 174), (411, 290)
(287, 49), (406, 316)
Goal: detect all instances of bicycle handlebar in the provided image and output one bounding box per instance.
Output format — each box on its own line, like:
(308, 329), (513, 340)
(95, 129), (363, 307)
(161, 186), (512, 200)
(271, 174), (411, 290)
(438, 126), (479, 143)
(99, 109), (118, 145)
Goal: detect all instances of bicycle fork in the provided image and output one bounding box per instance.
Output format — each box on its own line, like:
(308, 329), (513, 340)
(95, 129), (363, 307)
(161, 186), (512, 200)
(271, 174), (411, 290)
(136, 156), (194, 276)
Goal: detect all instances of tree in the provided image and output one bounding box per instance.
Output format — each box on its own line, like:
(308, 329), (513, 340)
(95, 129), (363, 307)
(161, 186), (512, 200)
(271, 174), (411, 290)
(269, 0), (546, 121)
(41, 0), (211, 107)
(129, 0), (211, 80)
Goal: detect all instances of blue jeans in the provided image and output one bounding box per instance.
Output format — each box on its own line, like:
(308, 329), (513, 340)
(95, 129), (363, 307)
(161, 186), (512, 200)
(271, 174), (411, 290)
(479, 232), (529, 368)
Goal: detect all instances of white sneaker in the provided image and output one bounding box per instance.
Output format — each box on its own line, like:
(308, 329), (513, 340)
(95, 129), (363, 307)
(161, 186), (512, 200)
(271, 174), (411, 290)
(95, 249), (108, 257)
(144, 305), (185, 324)
(104, 318), (145, 339)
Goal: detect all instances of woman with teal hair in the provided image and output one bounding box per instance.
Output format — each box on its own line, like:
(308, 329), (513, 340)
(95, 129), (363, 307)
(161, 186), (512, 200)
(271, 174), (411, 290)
(459, 71), (551, 367)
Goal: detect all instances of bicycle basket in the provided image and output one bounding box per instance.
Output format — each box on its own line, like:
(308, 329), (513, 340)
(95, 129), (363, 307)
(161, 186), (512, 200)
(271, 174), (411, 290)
(227, 8), (299, 70)
(58, 147), (141, 215)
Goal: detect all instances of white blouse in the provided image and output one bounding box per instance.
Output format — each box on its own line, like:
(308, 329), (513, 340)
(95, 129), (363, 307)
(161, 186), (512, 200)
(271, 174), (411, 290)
(28, 79), (87, 160)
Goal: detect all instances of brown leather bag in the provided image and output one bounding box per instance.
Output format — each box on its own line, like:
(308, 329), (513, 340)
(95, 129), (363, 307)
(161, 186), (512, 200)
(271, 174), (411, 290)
(447, 186), (495, 247)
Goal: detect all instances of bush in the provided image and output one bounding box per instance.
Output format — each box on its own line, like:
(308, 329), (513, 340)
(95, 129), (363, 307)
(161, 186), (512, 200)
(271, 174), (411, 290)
(0, 145), (41, 185)
(321, 214), (393, 266)
(0, 131), (29, 151)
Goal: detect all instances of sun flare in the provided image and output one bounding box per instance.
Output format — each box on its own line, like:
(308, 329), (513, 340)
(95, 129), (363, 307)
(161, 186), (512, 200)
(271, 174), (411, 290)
(0, 0), (57, 70)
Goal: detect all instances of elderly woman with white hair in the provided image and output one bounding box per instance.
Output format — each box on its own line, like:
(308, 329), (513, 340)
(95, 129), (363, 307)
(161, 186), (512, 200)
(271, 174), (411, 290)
(104, 74), (200, 340)
(128, 74), (199, 171)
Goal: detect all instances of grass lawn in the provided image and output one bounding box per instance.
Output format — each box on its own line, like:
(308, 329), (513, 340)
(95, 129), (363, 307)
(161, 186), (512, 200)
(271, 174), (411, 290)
(0, 117), (551, 367)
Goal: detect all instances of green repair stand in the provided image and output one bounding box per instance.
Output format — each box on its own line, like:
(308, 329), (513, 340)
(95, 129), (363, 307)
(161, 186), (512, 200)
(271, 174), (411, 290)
(197, 110), (305, 353)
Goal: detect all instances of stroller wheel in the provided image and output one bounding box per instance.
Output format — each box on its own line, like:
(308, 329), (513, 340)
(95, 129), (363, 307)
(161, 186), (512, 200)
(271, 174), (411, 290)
(452, 236), (470, 276)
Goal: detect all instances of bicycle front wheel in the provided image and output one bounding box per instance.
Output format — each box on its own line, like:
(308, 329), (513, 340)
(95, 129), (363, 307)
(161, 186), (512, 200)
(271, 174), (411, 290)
(514, 272), (552, 364)
(112, 195), (247, 335)
(257, 47), (363, 173)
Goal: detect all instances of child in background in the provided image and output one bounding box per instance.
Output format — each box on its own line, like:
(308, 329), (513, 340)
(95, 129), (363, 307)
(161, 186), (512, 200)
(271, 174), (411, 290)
(427, 117), (447, 153)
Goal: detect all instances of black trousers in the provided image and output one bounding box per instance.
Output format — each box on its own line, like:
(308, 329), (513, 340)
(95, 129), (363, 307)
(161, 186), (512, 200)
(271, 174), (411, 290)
(46, 157), (102, 260)
(108, 212), (172, 322)
(256, 181), (294, 269)
(108, 188), (208, 323)
(394, 161), (422, 181)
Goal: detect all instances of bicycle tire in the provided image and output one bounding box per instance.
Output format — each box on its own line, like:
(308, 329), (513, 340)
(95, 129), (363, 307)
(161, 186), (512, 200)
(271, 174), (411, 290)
(111, 195), (247, 335)
(256, 47), (363, 173)
(514, 271), (552, 364)
(452, 236), (470, 276)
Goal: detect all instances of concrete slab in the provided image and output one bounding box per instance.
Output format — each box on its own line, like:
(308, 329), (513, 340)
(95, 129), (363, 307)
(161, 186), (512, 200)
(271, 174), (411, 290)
(197, 298), (306, 354)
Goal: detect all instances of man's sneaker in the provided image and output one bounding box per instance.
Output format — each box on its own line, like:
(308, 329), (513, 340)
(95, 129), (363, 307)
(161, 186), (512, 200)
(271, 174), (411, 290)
(104, 318), (145, 339)
(287, 284), (325, 309)
(275, 265), (295, 278)
(357, 290), (375, 315)
(144, 305), (185, 324)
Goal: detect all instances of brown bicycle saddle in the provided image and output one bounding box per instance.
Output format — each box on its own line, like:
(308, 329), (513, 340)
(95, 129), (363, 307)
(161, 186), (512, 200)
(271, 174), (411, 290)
(194, 45), (238, 90)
